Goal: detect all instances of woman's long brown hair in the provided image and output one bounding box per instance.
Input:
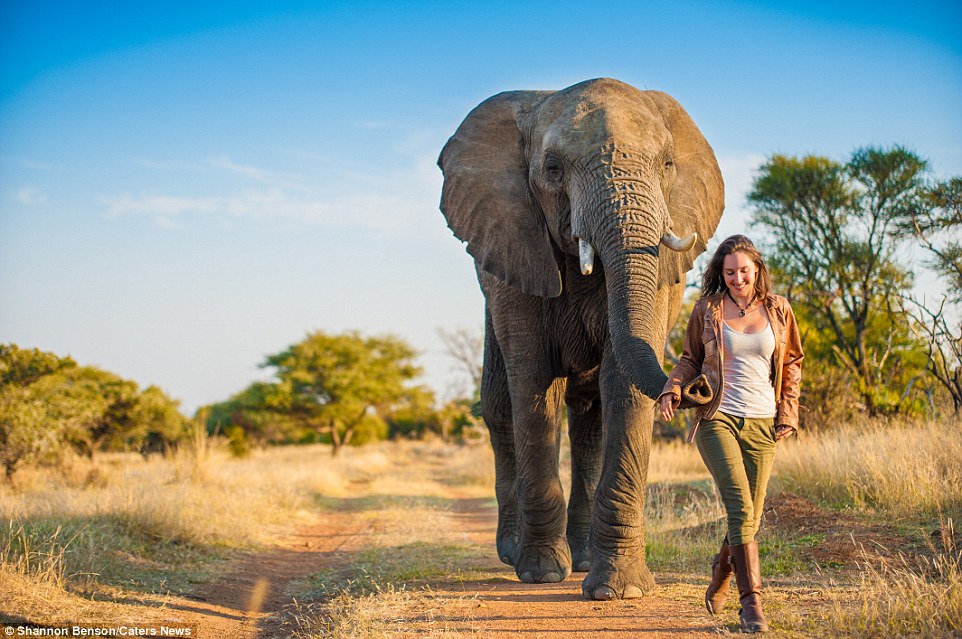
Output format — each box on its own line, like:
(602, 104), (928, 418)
(701, 235), (772, 303)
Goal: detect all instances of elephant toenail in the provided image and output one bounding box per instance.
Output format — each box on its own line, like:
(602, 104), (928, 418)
(593, 586), (617, 600)
(542, 571), (561, 582)
(623, 585), (644, 598)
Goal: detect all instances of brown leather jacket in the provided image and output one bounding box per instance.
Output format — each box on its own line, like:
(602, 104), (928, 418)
(661, 293), (804, 443)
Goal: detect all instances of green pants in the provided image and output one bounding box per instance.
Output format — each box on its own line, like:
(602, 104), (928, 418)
(696, 411), (777, 545)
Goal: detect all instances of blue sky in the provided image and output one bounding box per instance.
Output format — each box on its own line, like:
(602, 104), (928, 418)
(2, 1), (961, 413)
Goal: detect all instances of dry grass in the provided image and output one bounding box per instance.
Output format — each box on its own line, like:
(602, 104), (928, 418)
(777, 519), (962, 638)
(4, 418), (962, 636)
(648, 438), (713, 483)
(289, 585), (483, 639)
(767, 416), (962, 637)
(0, 438), (479, 623)
(773, 416), (962, 518)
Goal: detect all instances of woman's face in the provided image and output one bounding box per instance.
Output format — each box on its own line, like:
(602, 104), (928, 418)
(722, 251), (758, 300)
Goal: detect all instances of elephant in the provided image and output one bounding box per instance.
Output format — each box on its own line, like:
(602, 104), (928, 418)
(437, 78), (723, 600)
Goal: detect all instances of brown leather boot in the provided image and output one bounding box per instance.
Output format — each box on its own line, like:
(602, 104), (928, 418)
(731, 541), (769, 633)
(705, 536), (733, 614)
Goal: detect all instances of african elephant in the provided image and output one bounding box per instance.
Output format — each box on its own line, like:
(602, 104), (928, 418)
(437, 78), (723, 599)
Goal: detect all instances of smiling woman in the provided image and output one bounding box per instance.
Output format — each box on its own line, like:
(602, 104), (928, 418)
(660, 234), (804, 633)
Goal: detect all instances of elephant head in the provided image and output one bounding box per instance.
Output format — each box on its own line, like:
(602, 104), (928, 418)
(438, 79), (724, 399)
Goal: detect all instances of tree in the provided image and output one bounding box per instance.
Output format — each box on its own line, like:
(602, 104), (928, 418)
(132, 386), (190, 454)
(902, 177), (962, 413)
(384, 385), (439, 439)
(438, 326), (483, 401)
(53, 367), (187, 456)
(203, 381), (303, 446)
(59, 366), (138, 457)
(0, 344), (188, 479)
(749, 146), (930, 415)
(263, 331), (423, 455)
(0, 345), (77, 479)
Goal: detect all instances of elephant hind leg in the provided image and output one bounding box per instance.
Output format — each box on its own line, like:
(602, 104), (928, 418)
(481, 308), (518, 566)
(566, 375), (602, 572)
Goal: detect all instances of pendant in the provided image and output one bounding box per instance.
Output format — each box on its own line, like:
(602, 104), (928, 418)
(727, 290), (754, 318)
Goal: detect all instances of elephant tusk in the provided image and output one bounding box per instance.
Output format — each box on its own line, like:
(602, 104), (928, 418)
(578, 238), (595, 275)
(660, 230), (698, 252)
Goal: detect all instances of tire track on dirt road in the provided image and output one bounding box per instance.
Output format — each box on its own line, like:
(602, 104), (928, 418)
(163, 460), (727, 637)
(161, 510), (368, 638)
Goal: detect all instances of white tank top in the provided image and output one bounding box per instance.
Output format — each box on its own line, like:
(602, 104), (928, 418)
(718, 320), (777, 418)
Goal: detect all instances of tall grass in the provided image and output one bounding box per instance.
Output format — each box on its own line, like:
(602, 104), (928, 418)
(770, 416), (962, 636)
(0, 520), (72, 589)
(774, 416), (962, 518)
(5, 418), (961, 635)
(780, 517), (962, 638)
(0, 438), (443, 619)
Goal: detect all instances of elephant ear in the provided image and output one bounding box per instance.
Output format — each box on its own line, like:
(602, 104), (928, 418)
(646, 92), (725, 289)
(438, 90), (562, 298)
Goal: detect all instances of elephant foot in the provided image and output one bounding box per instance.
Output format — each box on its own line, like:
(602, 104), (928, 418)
(496, 533), (519, 567)
(568, 536), (591, 572)
(571, 550), (591, 572)
(515, 539), (572, 584)
(581, 553), (655, 600)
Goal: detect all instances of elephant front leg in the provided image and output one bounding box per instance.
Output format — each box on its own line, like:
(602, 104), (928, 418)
(480, 314), (520, 567)
(511, 376), (571, 584)
(582, 349), (656, 600)
(484, 284), (571, 583)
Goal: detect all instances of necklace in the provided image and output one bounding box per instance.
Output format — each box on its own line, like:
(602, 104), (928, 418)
(726, 289), (756, 317)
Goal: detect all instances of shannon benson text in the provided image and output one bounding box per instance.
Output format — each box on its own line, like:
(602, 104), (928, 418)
(4, 627), (193, 637)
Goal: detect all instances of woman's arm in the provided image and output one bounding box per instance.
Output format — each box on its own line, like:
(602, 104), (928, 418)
(776, 301), (804, 432)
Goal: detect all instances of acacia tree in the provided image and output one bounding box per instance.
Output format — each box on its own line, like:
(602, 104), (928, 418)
(263, 331), (423, 455)
(203, 381), (301, 447)
(437, 326), (483, 400)
(0, 345), (76, 479)
(0, 344), (187, 479)
(748, 147), (929, 414)
(902, 177), (962, 412)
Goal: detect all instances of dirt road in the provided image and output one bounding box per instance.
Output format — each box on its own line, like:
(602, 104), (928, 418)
(160, 489), (729, 638)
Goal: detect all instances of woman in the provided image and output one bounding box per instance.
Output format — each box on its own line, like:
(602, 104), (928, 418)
(659, 235), (803, 633)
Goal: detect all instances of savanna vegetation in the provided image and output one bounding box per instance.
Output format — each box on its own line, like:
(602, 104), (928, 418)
(0, 345), (187, 480)
(201, 330), (483, 457)
(2, 419), (959, 636)
(1, 145), (960, 636)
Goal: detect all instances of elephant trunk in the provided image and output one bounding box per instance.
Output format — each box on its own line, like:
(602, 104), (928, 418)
(592, 194), (670, 400)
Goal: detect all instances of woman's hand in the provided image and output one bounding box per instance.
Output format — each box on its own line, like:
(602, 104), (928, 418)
(775, 424), (796, 441)
(659, 393), (679, 421)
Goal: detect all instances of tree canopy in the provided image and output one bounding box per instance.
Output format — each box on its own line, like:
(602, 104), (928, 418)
(0, 344), (188, 479)
(900, 176), (962, 412)
(748, 146), (933, 415)
(208, 331), (430, 454)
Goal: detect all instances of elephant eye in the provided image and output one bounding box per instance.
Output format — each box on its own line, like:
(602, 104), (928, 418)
(544, 156), (564, 181)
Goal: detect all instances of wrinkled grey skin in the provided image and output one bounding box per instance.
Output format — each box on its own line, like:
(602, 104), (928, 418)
(437, 79), (724, 600)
